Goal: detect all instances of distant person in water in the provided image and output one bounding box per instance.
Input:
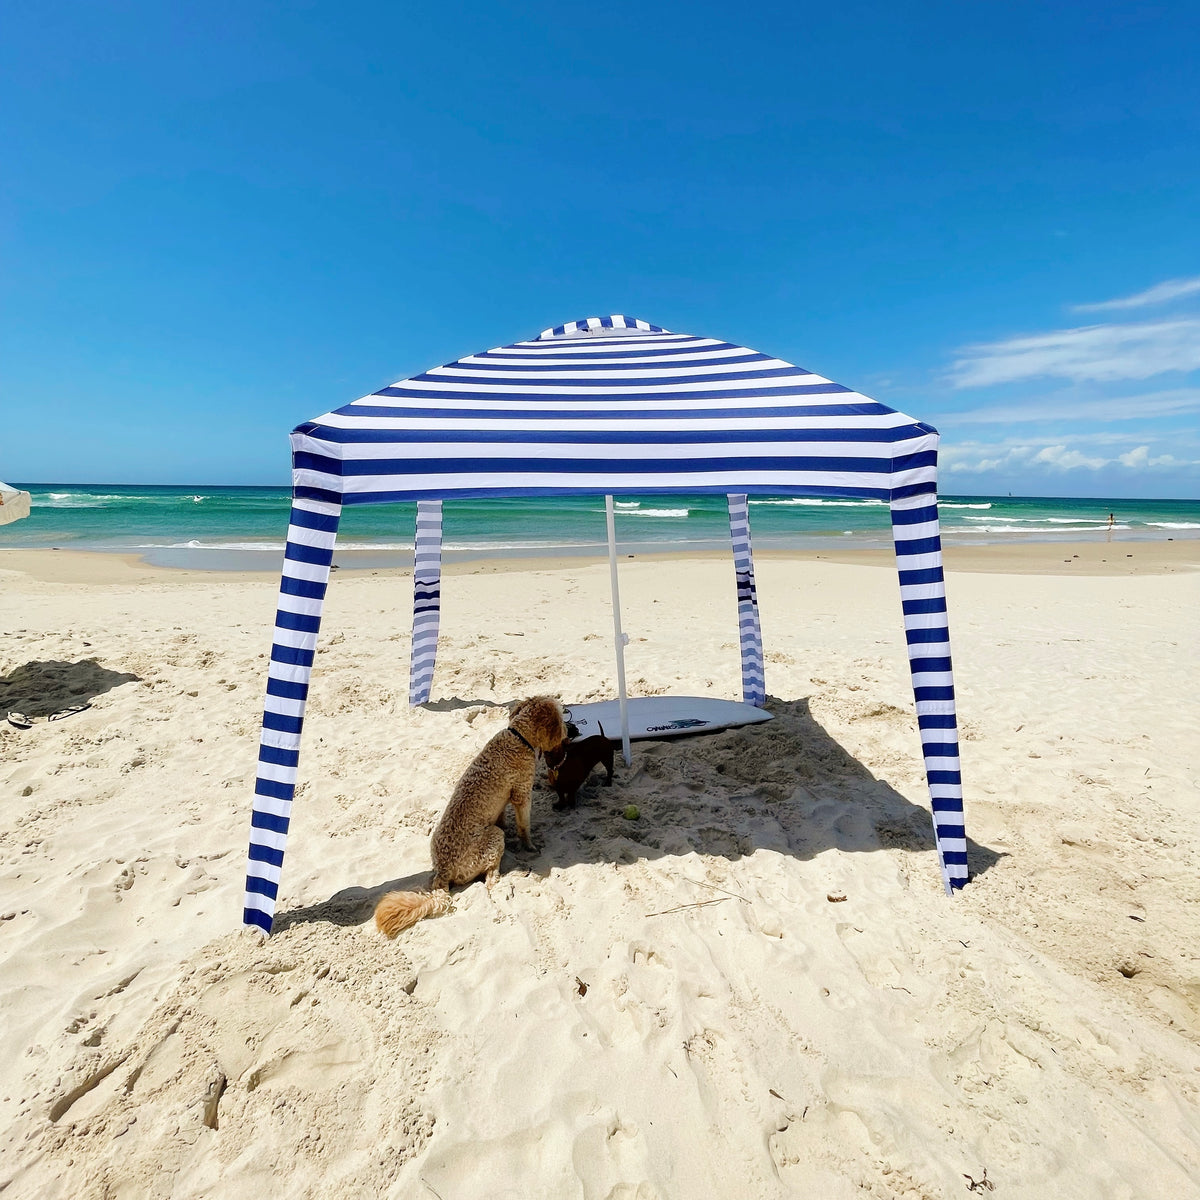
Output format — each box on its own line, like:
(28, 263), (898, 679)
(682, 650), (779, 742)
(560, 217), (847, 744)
(1107, 512), (1115, 528)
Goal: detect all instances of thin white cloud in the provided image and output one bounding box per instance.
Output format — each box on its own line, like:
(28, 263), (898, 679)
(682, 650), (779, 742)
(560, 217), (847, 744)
(1117, 446), (1185, 469)
(1031, 444), (1108, 470)
(933, 387), (1200, 425)
(941, 437), (1200, 474)
(1073, 276), (1200, 313)
(949, 318), (1200, 387)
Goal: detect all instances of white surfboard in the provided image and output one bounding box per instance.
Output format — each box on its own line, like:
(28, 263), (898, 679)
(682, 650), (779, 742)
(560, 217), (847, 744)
(564, 696), (773, 742)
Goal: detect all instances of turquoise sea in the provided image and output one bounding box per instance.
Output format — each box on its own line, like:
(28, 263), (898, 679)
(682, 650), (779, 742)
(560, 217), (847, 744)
(4, 485), (1199, 569)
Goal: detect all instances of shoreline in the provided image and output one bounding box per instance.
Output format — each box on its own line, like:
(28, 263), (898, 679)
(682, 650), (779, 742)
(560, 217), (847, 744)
(2, 534), (1198, 585)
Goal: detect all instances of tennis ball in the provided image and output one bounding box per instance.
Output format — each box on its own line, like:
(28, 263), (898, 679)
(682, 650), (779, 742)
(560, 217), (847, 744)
(623, 805), (640, 820)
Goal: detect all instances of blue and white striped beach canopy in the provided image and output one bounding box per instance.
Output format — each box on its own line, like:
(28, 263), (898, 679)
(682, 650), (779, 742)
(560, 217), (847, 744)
(246, 316), (966, 933)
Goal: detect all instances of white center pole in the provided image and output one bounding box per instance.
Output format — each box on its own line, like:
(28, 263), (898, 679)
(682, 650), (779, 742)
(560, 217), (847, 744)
(605, 495), (632, 766)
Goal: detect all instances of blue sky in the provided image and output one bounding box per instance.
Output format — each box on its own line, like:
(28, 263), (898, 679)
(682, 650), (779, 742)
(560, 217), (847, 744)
(3, 0), (1198, 497)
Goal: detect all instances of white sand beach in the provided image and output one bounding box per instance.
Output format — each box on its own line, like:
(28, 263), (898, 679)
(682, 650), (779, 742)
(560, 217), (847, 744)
(1, 544), (1199, 1199)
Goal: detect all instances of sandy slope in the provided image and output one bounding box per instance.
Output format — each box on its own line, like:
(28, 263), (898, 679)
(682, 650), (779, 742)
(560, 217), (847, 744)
(1, 547), (1198, 1199)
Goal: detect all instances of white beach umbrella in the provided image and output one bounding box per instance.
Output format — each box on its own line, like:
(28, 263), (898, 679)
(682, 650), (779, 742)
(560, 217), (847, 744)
(0, 481), (31, 525)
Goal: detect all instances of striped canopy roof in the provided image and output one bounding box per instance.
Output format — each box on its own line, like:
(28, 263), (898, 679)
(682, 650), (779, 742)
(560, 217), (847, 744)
(290, 314), (939, 504)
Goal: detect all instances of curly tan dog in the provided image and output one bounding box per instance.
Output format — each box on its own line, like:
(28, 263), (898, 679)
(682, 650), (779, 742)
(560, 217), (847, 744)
(374, 695), (567, 938)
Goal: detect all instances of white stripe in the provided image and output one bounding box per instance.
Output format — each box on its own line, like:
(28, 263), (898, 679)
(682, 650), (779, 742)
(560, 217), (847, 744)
(252, 792), (293, 818)
(893, 518), (941, 541)
(249, 827), (289, 852)
(426, 359), (795, 381)
(293, 437), (917, 464)
(371, 374), (838, 398)
(256, 762), (298, 786)
(894, 551), (945, 572)
(296, 467), (902, 495)
(898, 582), (947, 603)
(285, 524), (339, 549)
(321, 408), (907, 431)
(260, 728), (301, 751)
(264, 693), (305, 717)
(272, 627), (318, 650)
(465, 347), (754, 367)
(268, 660), (313, 685)
(291, 497), (342, 517)
(910, 671), (955, 688)
(901, 612), (949, 631)
(275, 593), (326, 617)
(246, 859), (283, 885)
(282, 558), (333, 583)
(890, 493), (940, 512)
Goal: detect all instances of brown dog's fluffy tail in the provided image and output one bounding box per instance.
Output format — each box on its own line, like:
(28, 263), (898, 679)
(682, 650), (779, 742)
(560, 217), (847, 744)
(374, 889), (453, 938)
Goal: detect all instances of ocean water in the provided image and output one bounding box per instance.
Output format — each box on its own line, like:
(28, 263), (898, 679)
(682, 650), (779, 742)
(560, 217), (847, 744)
(4, 484), (1198, 569)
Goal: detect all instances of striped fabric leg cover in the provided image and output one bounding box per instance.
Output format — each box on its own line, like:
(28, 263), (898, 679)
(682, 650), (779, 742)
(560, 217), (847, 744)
(409, 500), (444, 705)
(727, 494), (766, 707)
(244, 497), (342, 933)
(890, 492), (967, 893)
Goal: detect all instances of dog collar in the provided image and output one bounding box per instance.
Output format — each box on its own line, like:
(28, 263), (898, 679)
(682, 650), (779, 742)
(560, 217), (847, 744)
(507, 726), (535, 752)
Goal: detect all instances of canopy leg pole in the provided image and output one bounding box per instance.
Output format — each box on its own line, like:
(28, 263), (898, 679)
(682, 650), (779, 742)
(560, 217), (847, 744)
(727, 494), (766, 706)
(890, 491), (967, 895)
(409, 499), (444, 705)
(245, 495), (342, 933)
(605, 495), (632, 766)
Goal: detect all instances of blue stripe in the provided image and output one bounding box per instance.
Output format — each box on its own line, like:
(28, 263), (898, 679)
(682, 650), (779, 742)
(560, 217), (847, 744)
(244, 906), (273, 932)
(890, 503), (938, 527)
(914, 685), (956, 702)
(936, 824), (966, 841)
(917, 713), (957, 729)
(410, 367), (811, 387)
(245, 875), (279, 901)
(300, 422), (919, 447)
(905, 627), (949, 646)
(288, 507), (340, 533)
(927, 770), (962, 785)
(450, 352), (771, 372)
(266, 676), (309, 701)
(263, 710), (303, 734)
(894, 535), (943, 557)
(313, 401), (892, 426)
(253, 779), (293, 805)
(275, 609), (321, 633)
(368, 382), (855, 404)
(932, 798), (964, 813)
(890, 482), (938, 501)
(251, 808), (290, 836)
(910, 655), (953, 674)
(285, 541), (334, 567)
(297, 482), (899, 505)
(484, 342), (731, 361)
(943, 850), (969, 867)
(295, 451), (937, 479)
(271, 643), (315, 669)
(248, 842), (285, 868)
(898, 567), (945, 587)
(891, 451), (941, 473)
(902, 597), (947, 615)
(259, 743), (300, 768)
(922, 742), (959, 759)
(280, 576), (329, 601)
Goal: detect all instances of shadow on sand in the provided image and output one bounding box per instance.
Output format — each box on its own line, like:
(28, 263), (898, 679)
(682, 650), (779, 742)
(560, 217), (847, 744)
(272, 695), (1003, 932)
(0, 659), (141, 720)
